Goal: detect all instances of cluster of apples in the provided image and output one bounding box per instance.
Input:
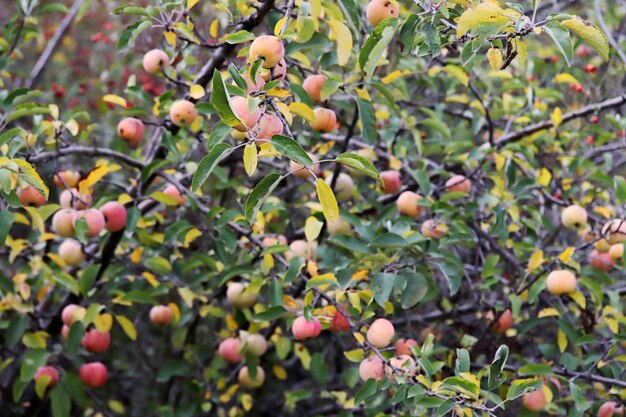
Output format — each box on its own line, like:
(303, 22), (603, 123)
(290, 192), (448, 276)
(218, 332), (269, 389)
(544, 205), (626, 296)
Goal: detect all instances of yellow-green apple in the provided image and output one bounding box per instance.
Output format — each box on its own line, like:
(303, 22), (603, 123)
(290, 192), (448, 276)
(249, 35), (284, 68)
(142, 49), (169, 74)
(52, 209), (77, 237)
(238, 366), (265, 388)
(561, 204), (588, 229)
(366, 318), (395, 348)
(227, 282), (257, 308)
(546, 270), (576, 295)
(58, 239), (84, 266)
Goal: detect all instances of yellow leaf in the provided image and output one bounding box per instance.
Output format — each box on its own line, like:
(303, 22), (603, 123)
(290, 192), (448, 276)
(65, 119), (79, 136)
(551, 107), (563, 128)
(274, 17), (288, 36)
(327, 20), (352, 66)
(24, 207), (44, 234)
(187, 0), (200, 10)
(456, 2), (505, 37)
(209, 19), (219, 38)
(78, 165), (117, 194)
(315, 179), (339, 223)
(309, 0), (322, 18)
(184, 228), (202, 247)
(274, 100), (292, 125)
(553, 73), (579, 85)
(12, 159), (49, 198)
(527, 249), (544, 273)
(272, 364), (288, 380)
(559, 247), (575, 262)
(569, 291), (586, 309)
(48, 104), (59, 120)
(487, 48), (503, 71)
(557, 328), (567, 352)
(103, 94), (127, 108)
(304, 216), (324, 241)
(243, 143), (258, 177)
(289, 102), (315, 123)
(266, 87), (291, 98)
(164, 31), (177, 46)
(562, 18), (609, 62)
(443, 65), (468, 86)
(178, 287), (196, 307)
(538, 308), (560, 318)
(241, 393), (254, 411)
(515, 39), (527, 65)
(189, 84), (205, 99)
(142, 272), (160, 288)
(169, 303), (181, 323)
(93, 313), (113, 332)
(115, 315), (137, 341)
(130, 247), (143, 263)
(381, 69), (411, 84)
(537, 167), (552, 187)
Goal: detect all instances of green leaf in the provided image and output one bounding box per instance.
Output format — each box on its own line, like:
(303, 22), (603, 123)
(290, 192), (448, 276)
(517, 364), (555, 376)
(245, 173), (283, 223)
(224, 30), (256, 44)
(335, 153), (382, 185)
(356, 97), (377, 144)
(544, 23), (573, 66)
(487, 345), (509, 390)
(359, 18), (399, 81)
(51, 385), (71, 417)
(400, 270), (428, 309)
(355, 378), (379, 403)
(79, 265), (99, 296)
(271, 135), (313, 167)
(399, 14), (420, 54)
(435, 399), (456, 417)
(455, 349), (470, 374)
(0, 211), (14, 245)
(440, 376), (480, 399)
(252, 306), (287, 322)
(437, 257), (463, 296)
(53, 273), (79, 295)
(418, 117), (451, 141)
(211, 69), (241, 127)
(305, 274), (339, 290)
(615, 176), (626, 205)
(562, 18), (609, 62)
(0, 128), (24, 146)
(12, 158), (49, 198)
(336, 0), (361, 35)
(506, 378), (543, 401)
(191, 143), (231, 191)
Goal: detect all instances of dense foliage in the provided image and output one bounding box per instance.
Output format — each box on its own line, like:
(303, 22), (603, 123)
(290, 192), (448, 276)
(1, 0), (626, 416)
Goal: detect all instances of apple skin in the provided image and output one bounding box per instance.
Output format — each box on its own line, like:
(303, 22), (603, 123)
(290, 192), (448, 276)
(311, 108), (337, 133)
(218, 338), (243, 363)
(589, 249), (615, 272)
(546, 269), (577, 295)
(34, 366), (59, 387)
(79, 362), (108, 388)
(262, 234), (288, 247)
(396, 191), (424, 218)
(386, 355), (416, 378)
(255, 113), (284, 141)
(60, 188), (92, 210)
(263, 58), (287, 81)
(244, 334), (268, 356)
(602, 219), (626, 245)
(149, 305), (174, 325)
(117, 117), (145, 147)
(243, 73), (265, 93)
(61, 324), (70, 340)
(231, 96), (261, 132)
(366, 318), (395, 348)
(610, 244), (624, 261)
(421, 219), (447, 239)
(561, 204), (588, 229)
(162, 185), (187, 208)
(73, 209), (106, 238)
(365, 0), (400, 26)
(491, 309), (513, 334)
(395, 338), (418, 356)
(62, 304), (86, 325)
(249, 35), (284, 69)
(325, 173), (354, 201)
(291, 316), (322, 340)
(522, 389), (546, 411)
(226, 282), (257, 308)
(238, 366), (265, 389)
(285, 240), (318, 261)
(445, 175), (471, 194)
(598, 402), (625, 417)
(302, 74), (327, 102)
(99, 201), (127, 232)
(81, 329), (111, 353)
(52, 209), (77, 237)
(142, 49), (169, 74)
(54, 170), (81, 188)
(359, 356), (384, 381)
(290, 153), (322, 179)
(17, 186), (47, 207)
(381, 170), (402, 194)
(58, 239), (84, 266)
(169, 100), (198, 127)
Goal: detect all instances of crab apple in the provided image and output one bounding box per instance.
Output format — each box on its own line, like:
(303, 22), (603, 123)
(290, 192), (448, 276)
(325, 173), (354, 201)
(491, 309), (513, 334)
(58, 239), (84, 266)
(522, 389), (546, 411)
(117, 117), (145, 147)
(262, 58), (287, 81)
(290, 153), (321, 178)
(73, 209), (105, 237)
(327, 218), (352, 235)
(17, 186), (47, 207)
(227, 282), (257, 308)
(82, 329), (111, 353)
(285, 240), (318, 261)
(367, 318), (395, 348)
(292, 316), (322, 340)
(242, 72), (265, 92)
(583, 227), (598, 242)
(421, 219), (447, 239)
(546, 269), (577, 295)
(396, 191), (423, 219)
(386, 355), (417, 378)
(598, 402), (625, 417)
(602, 219), (626, 245)
(302, 74), (327, 102)
(162, 185), (186, 207)
(54, 170), (80, 188)
(576, 45), (592, 58)
(52, 209), (76, 237)
(218, 338), (243, 363)
(244, 334), (268, 356)
(366, 0), (400, 26)
(231, 129), (248, 140)
(381, 170), (402, 194)
(590, 250), (614, 272)
(596, 238), (612, 253)
(142, 49), (169, 74)
(169, 100), (197, 127)
(561, 204), (588, 229)
(359, 356), (384, 381)
(60, 188), (92, 210)
(62, 304), (85, 325)
(249, 35), (284, 69)
(395, 338), (418, 356)
(238, 366), (265, 389)
(610, 244), (624, 261)
(256, 113), (284, 141)
(34, 366), (59, 387)
(445, 175), (471, 194)
(79, 362), (107, 388)
(99, 201), (127, 232)
(61, 324), (70, 340)
(149, 305), (174, 325)
(311, 108), (337, 133)
(231, 96), (261, 132)
(262, 234), (288, 247)
(330, 307), (350, 333)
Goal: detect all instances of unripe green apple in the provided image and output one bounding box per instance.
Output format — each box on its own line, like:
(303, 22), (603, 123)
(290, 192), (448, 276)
(238, 366), (265, 389)
(52, 209), (76, 237)
(142, 49), (169, 74)
(249, 35), (284, 69)
(58, 239), (84, 266)
(227, 282), (257, 308)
